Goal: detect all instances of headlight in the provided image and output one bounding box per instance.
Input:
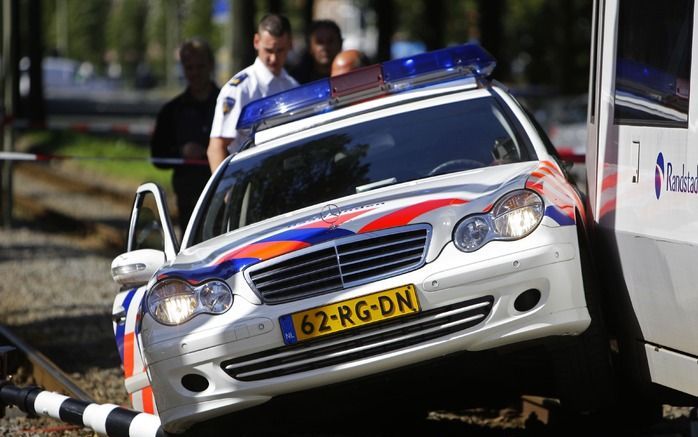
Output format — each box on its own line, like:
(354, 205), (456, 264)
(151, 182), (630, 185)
(454, 190), (543, 252)
(492, 190), (544, 238)
(147, 278), (233, 325)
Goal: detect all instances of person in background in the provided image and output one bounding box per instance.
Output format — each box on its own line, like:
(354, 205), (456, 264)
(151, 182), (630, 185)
(207, 14), (298, 172)
(289, 19), (343, 84)
(150, 38), (218, 233)
(331, 49), (369, 76)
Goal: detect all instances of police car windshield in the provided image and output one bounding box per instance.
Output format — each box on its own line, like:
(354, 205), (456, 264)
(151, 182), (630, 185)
(191, 96), (534, 244)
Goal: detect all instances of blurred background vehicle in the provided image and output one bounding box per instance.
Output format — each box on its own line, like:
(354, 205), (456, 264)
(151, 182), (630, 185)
(21, 56), (123, 97)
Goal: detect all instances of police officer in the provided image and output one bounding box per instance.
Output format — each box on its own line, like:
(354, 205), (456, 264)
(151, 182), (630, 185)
(207, 14), (298, 172)
(150, 38), (218, 232)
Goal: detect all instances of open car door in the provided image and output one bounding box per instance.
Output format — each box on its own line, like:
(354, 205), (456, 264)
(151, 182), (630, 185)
(110, 183), (178, 414)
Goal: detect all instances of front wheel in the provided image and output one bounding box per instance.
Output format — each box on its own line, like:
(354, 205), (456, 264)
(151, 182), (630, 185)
(550, 222), (664, 432)
(550, 219), (617, 415)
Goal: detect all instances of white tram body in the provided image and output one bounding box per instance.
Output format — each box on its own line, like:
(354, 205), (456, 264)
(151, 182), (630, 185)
(587, 0), (698, 398)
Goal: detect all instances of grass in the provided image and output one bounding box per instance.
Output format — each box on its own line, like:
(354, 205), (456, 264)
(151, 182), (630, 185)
(17, 130), (173, 191)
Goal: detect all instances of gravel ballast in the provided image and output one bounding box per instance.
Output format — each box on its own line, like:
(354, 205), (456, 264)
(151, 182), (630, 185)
(0, 224), (129, 436)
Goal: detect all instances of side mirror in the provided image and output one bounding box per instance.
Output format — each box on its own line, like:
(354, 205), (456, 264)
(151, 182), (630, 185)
(111, 248), (166, 287)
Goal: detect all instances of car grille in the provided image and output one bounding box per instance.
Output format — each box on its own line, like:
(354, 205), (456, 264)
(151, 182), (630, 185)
(245, 224), (431, 304)
(221, 295), (494, 381)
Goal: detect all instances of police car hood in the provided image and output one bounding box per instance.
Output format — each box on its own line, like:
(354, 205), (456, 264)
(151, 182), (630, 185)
(157, 162), (538, 283)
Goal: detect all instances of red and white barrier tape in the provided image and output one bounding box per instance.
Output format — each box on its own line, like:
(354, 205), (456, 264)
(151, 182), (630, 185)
(0, 151), (207, 166)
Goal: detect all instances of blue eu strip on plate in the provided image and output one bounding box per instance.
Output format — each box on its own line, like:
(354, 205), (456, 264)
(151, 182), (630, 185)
(279, 314), (298, 345)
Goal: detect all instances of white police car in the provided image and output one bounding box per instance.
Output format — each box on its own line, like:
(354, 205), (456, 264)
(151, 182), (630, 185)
(110, 44), (610, 433)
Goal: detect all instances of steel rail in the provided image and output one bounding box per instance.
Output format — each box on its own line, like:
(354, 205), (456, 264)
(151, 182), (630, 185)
(0, 324), (94, 403)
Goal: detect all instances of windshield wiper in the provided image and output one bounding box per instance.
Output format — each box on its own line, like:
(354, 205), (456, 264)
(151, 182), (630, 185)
(356, 177), (398, 193)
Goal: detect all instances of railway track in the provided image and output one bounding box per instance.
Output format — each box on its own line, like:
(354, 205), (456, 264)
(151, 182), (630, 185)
(0, 325), (93, 402)
(0, 324), (165, 436)
(11, 161), (142, 253)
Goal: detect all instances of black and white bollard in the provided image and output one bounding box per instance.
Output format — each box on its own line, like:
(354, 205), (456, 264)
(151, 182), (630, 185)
(0, 347), (167, 437)
(0, 384), (167, 437)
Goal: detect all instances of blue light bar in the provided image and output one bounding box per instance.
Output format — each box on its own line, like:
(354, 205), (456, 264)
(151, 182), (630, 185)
(238, 79), (332, 129)
(382, 44), (496, 83)
(237, 43), (496, 131)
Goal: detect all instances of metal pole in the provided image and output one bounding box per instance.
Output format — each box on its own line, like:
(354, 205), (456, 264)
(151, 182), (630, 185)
(0, 0), (4, 224)
(2, 0), (17, 229)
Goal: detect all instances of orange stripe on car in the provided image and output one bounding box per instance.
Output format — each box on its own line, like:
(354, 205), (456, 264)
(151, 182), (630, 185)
(359, 198), (467, 233)
(234, 240), (311, 260)
(142, 386), (155, 414)
(123, 332), (134, 378)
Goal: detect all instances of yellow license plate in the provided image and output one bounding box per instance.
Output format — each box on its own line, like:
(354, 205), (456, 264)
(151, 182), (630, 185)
(279, 284), (420, 345)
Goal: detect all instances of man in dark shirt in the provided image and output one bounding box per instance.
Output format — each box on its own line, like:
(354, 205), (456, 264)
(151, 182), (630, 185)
(289, 20), (343, 84)
(151, 38), (218, 232)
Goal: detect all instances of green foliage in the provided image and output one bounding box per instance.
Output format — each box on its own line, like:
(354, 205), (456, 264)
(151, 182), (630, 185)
(40, 0), (110, 70)
(20, 131), (173, 190)
(35, 0), (593, 95)
(66, 2), (111, 68)
(181, 0), (223, 74)
(145, 0), (168, 81)
(393, 0), (477, 47)
(182, 0), (218, 45)
(502, 0), (592, 93)
(391, 0), (592, 94)
(106, 0), (149, 84)
(445, 1), (477, 45)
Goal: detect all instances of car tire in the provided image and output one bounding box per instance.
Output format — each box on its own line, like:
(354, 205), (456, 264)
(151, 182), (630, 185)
(554, 213), (665, 432)
(550, 214), (617, 415)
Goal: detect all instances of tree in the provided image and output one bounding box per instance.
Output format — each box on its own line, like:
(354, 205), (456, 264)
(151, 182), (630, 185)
(183, 0), (218, 45)
(503, 0), (592, 94)
(106, 0), (149, 86)
(230, 0), (255, 73)
(41, 0), (110, 70)
(420, 0), (446, 51)
(26, 0), (45, 125)
(477, 0), (507, 82)
(145, 0), (168, 83)
(372, 0), (394, 62)
(66, 1), (111, 68)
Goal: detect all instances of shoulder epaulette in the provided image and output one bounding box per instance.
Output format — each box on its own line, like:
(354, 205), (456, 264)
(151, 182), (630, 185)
(223, 96), (236, 114)
(229, 72), (248, 87)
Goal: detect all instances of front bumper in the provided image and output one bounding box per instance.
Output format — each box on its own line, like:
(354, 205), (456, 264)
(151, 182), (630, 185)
(142, 225), (588, 433)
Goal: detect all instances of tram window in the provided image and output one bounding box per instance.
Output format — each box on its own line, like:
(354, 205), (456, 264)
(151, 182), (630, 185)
(614, 0), (693, 127)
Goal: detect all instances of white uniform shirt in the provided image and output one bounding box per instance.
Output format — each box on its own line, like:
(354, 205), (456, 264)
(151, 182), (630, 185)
(210, 57), (298, 152)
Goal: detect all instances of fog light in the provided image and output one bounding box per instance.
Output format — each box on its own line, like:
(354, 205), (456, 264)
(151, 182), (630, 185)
(514, 289), (541, 312)
(181, 374), (209, 392)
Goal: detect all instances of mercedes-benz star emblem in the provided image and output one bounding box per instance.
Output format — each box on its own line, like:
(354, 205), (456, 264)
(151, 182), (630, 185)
(321, 204), (341, 225)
